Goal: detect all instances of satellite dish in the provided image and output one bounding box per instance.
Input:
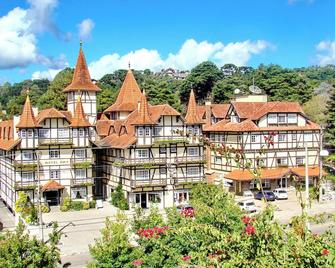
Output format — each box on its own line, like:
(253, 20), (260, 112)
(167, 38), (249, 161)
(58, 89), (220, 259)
(234, 88), (241, 95)
(249, 85), (262, 94)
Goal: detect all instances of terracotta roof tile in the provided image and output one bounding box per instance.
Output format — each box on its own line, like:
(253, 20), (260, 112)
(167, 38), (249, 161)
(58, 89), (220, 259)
(131, 91), (155, 125)
(104, 69), (143, 113)
(0, 120), (20, 150)
(98, 134), (136, 149)
(64, 47), (101, 92)
(211, 104), (230, 119)
(41, 180), (65, 191)
(95, 119), (114, 137)
(291, 166), (324, 177)
(16, 95), (38, 128)
(37, 108), (67, 124)
(60, 111), (73, 123)
(70, 97), (91, 127)
(185, 89), (203, 125)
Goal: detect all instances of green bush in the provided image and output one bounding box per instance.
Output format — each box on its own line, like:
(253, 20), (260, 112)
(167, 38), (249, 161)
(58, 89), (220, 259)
(40, 203), (50, 213)
(15, 192), (38, 224)
(111, 183), (129, 210)
(89, 200), (96, 209)
(60, 205), (69, 212)
(83, 201), (90, 210)
(60, 197), (71, 212)
(71, 201), (83, 211)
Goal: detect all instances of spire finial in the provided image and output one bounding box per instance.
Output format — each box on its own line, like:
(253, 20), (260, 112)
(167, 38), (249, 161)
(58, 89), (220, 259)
(80, 40), (83, 48)
(128, 61), (131, 70)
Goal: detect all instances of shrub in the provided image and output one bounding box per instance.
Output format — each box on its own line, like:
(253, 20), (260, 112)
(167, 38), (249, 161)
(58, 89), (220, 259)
(89, 200), (96, 209)
(15, 192), (38, 224)
(111, 183), (129, 210)
(83, 201), (90, 210)
(40, 203), (50, 213)
(71, 201), (83, 211)
(60, 197), (71, 212)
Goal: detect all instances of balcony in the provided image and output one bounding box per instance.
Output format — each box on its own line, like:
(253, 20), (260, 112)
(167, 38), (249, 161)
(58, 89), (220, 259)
(113, 157), (166, 168)
(38, 137), (73, 146)
(71, 177), (94, 187)
(175, 155), (205, 165)
(131, 178), (167, 188)
(153, 136), (189, 145)
(14, 180), (37, 191)
(13, 160), (37, 171)
(173, 175), (204, 185)
(70, 157), (94, 169)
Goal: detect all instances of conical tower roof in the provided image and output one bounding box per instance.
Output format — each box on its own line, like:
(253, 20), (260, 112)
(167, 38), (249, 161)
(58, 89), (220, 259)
(104, 69), (143, 113)
(16, 95), (38, 128)
(185, 89), (203, 125)
(132, 90), (155, 125)
(70, 97), (91, 127)
(64, 46), (101, 92)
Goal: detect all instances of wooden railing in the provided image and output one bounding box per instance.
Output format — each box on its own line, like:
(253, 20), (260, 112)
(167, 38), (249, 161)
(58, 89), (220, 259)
(38, 137), (73, 145)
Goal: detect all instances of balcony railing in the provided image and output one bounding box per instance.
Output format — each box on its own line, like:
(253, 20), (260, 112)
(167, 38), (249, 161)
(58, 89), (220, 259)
(71, 177), (94, 186)
(38, 137), (73, 145)
(173, 175), (204, 185)
(175, 155), (205, 164)
(131, 178), (167, 188)
(153, 136), (190, 145)
(14, 180), (37, 190)
(70, 157), (94, 168)
(13, 160), (37, 171)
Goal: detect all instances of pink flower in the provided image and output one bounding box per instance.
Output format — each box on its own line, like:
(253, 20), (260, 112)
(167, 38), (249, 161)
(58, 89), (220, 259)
(133, 259), (144, 266)
(182, 255), (191, 262)
(245, 224), (255, 235)
(322, 249), (330, 256)
(137, 226), (169, 239)
(181, 207), (195, 217)
(241, 215), (251, 225)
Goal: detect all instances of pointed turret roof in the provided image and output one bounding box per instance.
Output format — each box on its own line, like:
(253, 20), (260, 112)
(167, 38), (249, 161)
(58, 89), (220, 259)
(70, 97), (91, 127)
(16, 95), (38, 128)
(64, 46), (101, 92)
(131, 90), (155, 125)
(185, 89), (203, 125)
(104, 69), (143, 113)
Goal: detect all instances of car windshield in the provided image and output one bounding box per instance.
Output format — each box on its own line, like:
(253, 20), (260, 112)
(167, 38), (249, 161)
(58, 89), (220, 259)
(246, 202), (255, 206)
(279, 190), (287, 193)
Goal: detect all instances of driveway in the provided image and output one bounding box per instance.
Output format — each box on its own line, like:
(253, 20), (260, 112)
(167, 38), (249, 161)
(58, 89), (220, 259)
(0, 199), (15, 230)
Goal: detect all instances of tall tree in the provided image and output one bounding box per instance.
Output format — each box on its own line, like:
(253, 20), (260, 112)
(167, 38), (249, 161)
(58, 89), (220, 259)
(325, 82), (335, 145)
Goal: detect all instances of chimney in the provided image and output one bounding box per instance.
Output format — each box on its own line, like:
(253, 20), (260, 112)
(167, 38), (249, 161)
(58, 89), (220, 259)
(137, 101), (141, 111)
(32, 107), (39, 117)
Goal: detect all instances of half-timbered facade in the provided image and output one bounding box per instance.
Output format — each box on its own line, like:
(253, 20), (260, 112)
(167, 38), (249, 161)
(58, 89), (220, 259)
(202, 93), (322, 194)
(95, 71), (205, 209)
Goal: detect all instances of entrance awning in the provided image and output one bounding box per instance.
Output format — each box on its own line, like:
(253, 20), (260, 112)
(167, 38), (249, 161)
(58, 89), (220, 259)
(41, 180), (65, 192)
(291, 166), (326, 178)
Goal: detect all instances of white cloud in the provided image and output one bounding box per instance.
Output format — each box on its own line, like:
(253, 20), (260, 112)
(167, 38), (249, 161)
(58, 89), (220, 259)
(88, 39), (270, 79)
(31, 68), (62, 80)
(316, 40), (335, 66)
(77, 19), (95, 41)
(0, 0), (69, 70)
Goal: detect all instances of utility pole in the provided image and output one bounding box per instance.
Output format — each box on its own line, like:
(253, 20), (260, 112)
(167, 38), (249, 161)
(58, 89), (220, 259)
(319, 128), (329, 202)
(37, 150), (44, 242)
(304, 143), (310, 230)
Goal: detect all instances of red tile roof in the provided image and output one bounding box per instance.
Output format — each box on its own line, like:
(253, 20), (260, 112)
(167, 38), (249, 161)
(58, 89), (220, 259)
(41, 180), (65, 191)
(98, 134), (137, 149)
(104, 69), (143, 113)
(37, 108), (67, 124)
(131, 91), (155, 125)
(16, 96), (38, 128)
(0, 120), (20, 151)
(70, 97), (91, 127)
(63, 47), (101, 92)
(185, 89), (203, 125)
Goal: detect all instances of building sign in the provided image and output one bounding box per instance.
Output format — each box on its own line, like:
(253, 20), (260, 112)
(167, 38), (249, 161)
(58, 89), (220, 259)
(41, 159), (70, 165)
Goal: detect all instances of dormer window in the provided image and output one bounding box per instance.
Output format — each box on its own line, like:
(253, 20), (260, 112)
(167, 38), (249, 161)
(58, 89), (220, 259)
(21, 130), (26, 138)
(288, 114), (297, 124)
(145, 127), (150, 136)
(278, 114), (286, 124)
(27, 129), (33, 138)
(268, 114), (277, 124)
(138, 127), (144, 136)
(231, 115), (239, 123)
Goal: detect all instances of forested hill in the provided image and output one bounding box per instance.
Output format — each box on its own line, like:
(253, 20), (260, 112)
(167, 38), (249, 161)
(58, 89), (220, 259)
(1, 63), (335, 127)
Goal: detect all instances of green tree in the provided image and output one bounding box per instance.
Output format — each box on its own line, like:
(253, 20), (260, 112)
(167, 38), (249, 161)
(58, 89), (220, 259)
(303, 95), (329, 126)
(111, 182), (129, 210)
(325, 82), (335, 145)
(38, 68), (73, 110)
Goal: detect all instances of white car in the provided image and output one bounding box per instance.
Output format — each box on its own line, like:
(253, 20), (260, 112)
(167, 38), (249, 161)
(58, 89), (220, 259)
(243, 190), (254, 199)
(273, 188), (288, 200)
(238, 200), (257, 213)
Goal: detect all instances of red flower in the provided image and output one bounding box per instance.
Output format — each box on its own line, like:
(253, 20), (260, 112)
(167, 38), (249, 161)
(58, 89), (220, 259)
(241, 215), (251, 225)
(133, 259), (144, 266)
(137, 226), (169, 239)
(182, 255), (191, 262)
(322, 249), (330, 256)
(245, 224), (255, 235)
(181, 207), (195, 217)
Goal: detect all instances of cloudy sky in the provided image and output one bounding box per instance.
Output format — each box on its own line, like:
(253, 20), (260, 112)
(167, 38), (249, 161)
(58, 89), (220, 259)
(0, 0), (334, 83)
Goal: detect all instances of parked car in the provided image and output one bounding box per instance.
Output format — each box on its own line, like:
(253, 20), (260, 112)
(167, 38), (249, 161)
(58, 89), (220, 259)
(238, 199), (257, 213)
(243, 190), (254, 199)
(255, 191), (276, 201)
(273, 188), (288, 200)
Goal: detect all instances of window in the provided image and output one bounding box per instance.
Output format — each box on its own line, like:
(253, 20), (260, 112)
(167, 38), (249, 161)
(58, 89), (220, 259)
(250, 179), (270, 189)
(276, 158), (287, 166)
(304, 133), (313, 141)
(153, 127), (162, 136)
(159, 146), (167, 154)
(231, 115), (239, 123)
(187, 167), (199, 176)
(22, 172), (34, 181)
(296, 156), (304, 165)
(278, 114), (286, 123)
(194, 126), (200, 135)
(75, 169), (86, 178)
(75, 149), (85, 158)
(58, 129), (69, 138)
(50, 169), (60, 179)
(149, 193), (161, 203)
(288, 114), (298, 124)
(187, 147), (199, 156)
(138, 127), (144, 136)
(27, 129), (33, 138)
(292, 134), (297, 141)
(251, 135), (257, 143)
(39, 129), (49, 138)
(71, 187), (87, 199)
(145, 127), (150, 136)
(22, 151), (33, 160)
(136, 170), (149, 180)
(72, 129), (78, 138)
(268, 114), (277, 124)
(136, 149), (149, 158)
(79, 128), (85, 137)
(21, 130), (26, 138)
(159, 166), (167, 174)
(49, 149), (60, 159)
(170, 144), (177, 153)
(214, 156), (222, 164)
(278, 134), (286, 142)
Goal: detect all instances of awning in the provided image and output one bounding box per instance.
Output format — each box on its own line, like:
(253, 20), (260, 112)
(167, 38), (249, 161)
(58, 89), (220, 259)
(224, 166), (325, 182)
(41, 180), (65, 192)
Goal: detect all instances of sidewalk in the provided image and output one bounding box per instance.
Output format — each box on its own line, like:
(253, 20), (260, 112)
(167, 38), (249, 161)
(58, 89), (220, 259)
(0, 199), (15, 230)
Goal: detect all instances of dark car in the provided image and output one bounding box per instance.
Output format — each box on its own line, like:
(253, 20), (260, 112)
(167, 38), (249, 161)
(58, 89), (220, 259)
(255, 191), (276, 201)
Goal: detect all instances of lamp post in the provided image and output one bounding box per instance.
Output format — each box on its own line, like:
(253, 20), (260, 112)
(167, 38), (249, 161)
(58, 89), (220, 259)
(304, 143), (310, 230)
(37, 150), (44, 242)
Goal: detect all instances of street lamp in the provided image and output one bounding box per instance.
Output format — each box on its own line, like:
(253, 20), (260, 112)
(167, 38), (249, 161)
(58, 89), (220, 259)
(319, 149), (329, 202)
(37, 151), (44, 242)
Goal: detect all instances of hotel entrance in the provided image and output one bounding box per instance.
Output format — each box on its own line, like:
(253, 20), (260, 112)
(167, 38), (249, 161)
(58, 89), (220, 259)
(44, 190), (61, 206)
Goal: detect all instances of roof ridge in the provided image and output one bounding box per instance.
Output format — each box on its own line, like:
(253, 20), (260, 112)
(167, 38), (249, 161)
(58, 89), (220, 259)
(16, 95), (38, 128)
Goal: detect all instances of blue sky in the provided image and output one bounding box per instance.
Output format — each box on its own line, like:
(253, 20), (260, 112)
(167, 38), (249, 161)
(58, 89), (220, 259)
(1, 0), (335, 83)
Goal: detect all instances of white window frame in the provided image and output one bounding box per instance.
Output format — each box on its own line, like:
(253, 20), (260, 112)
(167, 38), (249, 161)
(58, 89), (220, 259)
(50, 169), (60, 179)
(39, 129), (49, 138)
(136, 170), (149, 180)
(251, 135), (257, 143)
(72, 129), (78, 138)
(58, 128), (69, 138)
(22, 151), (33, 160)
(186, 166), (199, 176)
(296, 156), (304, 165)
(214, 156), (222, 164)
(145, 127), (150, 137)
(292, 133), (297, 141)
(74, 169), (86, 178)
(136, 149), (149, 158)
(138, 127), (144, 137)
(278, 134), (286, 142)
(153, 127), (162, 136)
(268, 114), (277, 124)
(71, 187), (87, 199)
(75, 149), (85, 159)
(21, 172), (34, 181)
(278, 114), (286, 124)
(27, 129), (33, 138)
(79, 128), (85, 137)
(49, 149), (60, 159)
(288, 114), (298, 124)
(187, 147), (199, 156)
(21, 130), (26, 138)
